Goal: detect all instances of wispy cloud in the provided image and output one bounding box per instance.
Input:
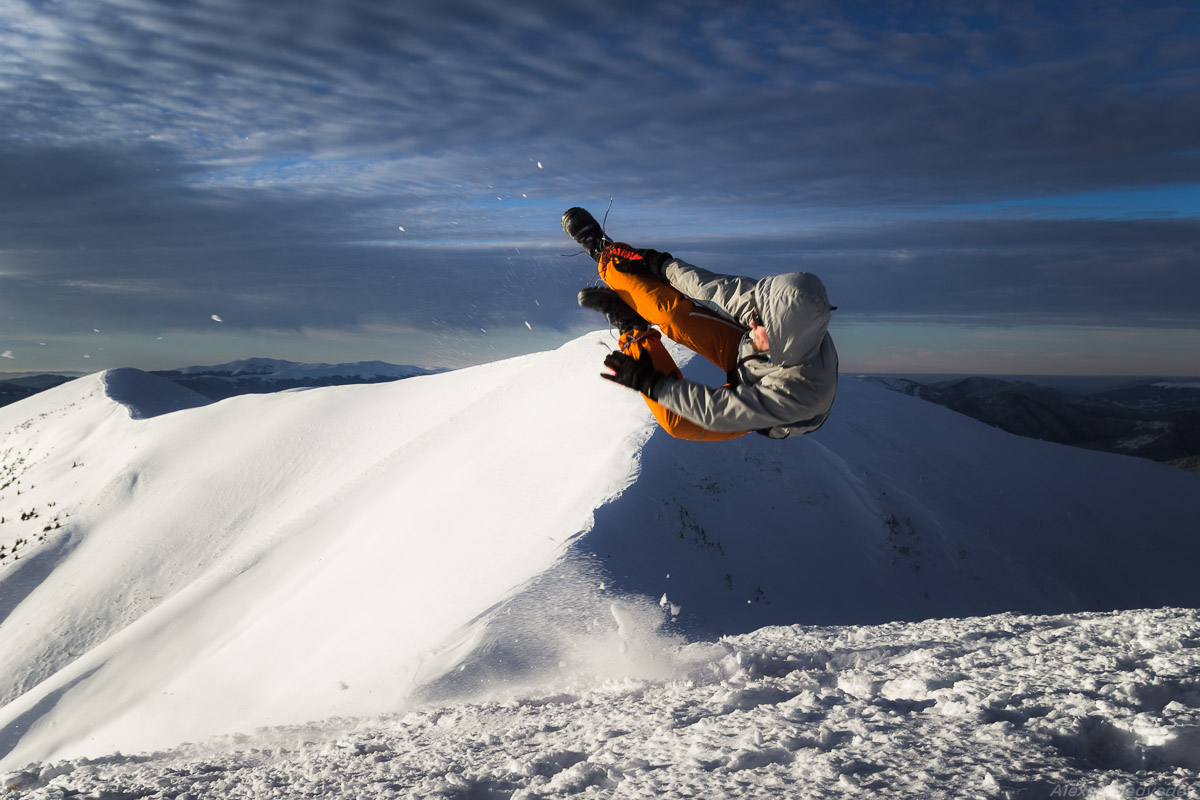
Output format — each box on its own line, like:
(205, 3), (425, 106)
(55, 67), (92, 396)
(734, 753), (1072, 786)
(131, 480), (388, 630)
(2, 0), (1198, 371)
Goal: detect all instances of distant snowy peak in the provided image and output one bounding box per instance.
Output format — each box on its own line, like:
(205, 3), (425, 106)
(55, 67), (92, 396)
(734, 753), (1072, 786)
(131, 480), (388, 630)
(174, 357), (289, 376)
(154, 358), (447, 401)
(173, 357), (443, 380)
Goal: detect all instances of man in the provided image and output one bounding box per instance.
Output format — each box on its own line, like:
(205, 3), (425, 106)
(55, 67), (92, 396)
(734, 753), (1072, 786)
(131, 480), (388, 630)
(562, 207), (838, 441)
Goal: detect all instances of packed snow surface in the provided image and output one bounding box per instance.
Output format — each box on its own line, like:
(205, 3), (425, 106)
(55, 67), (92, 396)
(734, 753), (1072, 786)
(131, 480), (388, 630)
(1, 331), (1198, 793)
(5, 608), (1199, 799)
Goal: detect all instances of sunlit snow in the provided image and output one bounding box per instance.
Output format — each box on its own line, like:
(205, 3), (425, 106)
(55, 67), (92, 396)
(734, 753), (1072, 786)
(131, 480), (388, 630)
(0, 333), (1197, 798)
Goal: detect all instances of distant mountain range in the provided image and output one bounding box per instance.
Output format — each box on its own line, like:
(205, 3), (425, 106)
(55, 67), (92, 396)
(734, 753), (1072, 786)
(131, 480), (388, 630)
(148, 357), (445, 400)
(0, 358), (444, 408)
(0, 374), (76, 407)
(864, 375), (1200, 473)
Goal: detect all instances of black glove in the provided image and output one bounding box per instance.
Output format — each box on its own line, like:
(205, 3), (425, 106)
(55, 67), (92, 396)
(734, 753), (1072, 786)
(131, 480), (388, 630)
(604, 244), (673, 280)
(602, 348), (665, 397)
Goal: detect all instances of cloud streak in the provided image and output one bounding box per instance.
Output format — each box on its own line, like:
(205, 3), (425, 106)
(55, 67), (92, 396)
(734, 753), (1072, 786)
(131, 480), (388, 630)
(1, 0), (1198, 372)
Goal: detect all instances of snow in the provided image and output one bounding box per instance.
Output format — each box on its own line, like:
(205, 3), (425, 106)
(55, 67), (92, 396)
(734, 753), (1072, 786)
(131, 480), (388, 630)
(4, 608), (1199, 798)
(1, 331), (1198, 796)
(0, 334), (651, 768)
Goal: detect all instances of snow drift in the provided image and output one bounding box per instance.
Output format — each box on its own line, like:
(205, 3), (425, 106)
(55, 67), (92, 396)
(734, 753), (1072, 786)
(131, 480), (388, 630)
(0, 332), (1197, 770)
(8, 607), (1199, 799)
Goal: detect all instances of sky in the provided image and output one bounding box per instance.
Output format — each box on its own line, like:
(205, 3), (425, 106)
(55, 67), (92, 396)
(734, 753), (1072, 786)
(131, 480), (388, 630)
(1, 0), (1198, 376)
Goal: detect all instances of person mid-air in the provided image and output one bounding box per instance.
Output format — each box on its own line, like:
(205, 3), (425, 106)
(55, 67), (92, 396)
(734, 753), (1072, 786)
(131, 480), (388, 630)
(562, 206), (838, 441)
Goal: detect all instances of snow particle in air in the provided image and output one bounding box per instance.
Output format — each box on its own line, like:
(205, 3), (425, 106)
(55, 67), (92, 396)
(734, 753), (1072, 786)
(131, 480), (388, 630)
(211, 315), (224, 323)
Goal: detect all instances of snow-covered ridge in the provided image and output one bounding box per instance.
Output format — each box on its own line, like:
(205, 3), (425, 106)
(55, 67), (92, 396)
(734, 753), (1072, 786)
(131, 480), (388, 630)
(1, 332), (1197, 775)
(0, 334), (653, 768)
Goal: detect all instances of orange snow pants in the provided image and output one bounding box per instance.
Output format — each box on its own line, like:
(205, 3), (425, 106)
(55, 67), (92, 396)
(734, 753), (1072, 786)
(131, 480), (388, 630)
(598, 248), (750, 442)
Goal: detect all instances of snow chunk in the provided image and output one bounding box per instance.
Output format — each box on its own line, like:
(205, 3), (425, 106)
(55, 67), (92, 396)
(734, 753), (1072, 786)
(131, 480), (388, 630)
(725, 746), (793, 772)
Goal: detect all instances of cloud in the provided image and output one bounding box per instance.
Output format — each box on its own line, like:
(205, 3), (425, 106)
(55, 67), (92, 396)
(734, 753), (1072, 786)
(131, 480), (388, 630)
(6, 1), (1196, 200)
(2, 0), (1198, 370)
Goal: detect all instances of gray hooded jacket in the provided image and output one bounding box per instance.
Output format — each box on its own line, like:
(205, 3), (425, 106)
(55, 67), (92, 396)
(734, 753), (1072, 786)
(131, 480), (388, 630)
(651, 259), (838, 439)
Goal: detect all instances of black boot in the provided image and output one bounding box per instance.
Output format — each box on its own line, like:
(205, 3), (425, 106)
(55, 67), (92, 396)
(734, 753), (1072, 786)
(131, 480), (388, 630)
(562, 207), (613, 261)
(578, 287), (649, 334)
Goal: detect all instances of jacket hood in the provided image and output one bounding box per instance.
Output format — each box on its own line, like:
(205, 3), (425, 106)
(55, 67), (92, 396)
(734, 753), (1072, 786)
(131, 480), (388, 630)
(753, 272), (833, 366)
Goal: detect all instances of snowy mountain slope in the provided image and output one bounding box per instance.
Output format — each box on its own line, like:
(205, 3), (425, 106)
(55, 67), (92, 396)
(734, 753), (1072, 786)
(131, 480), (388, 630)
(414, 365), (1200, 703)
(0, 334), (652, 768)
(6, 607), (1199, 799)
(568, 374), (1199, 633)
(1, 331), (1197, 772)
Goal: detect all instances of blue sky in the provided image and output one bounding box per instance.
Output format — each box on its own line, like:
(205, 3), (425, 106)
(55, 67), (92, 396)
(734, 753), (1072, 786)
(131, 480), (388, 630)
(1, 0), (1198, 375)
